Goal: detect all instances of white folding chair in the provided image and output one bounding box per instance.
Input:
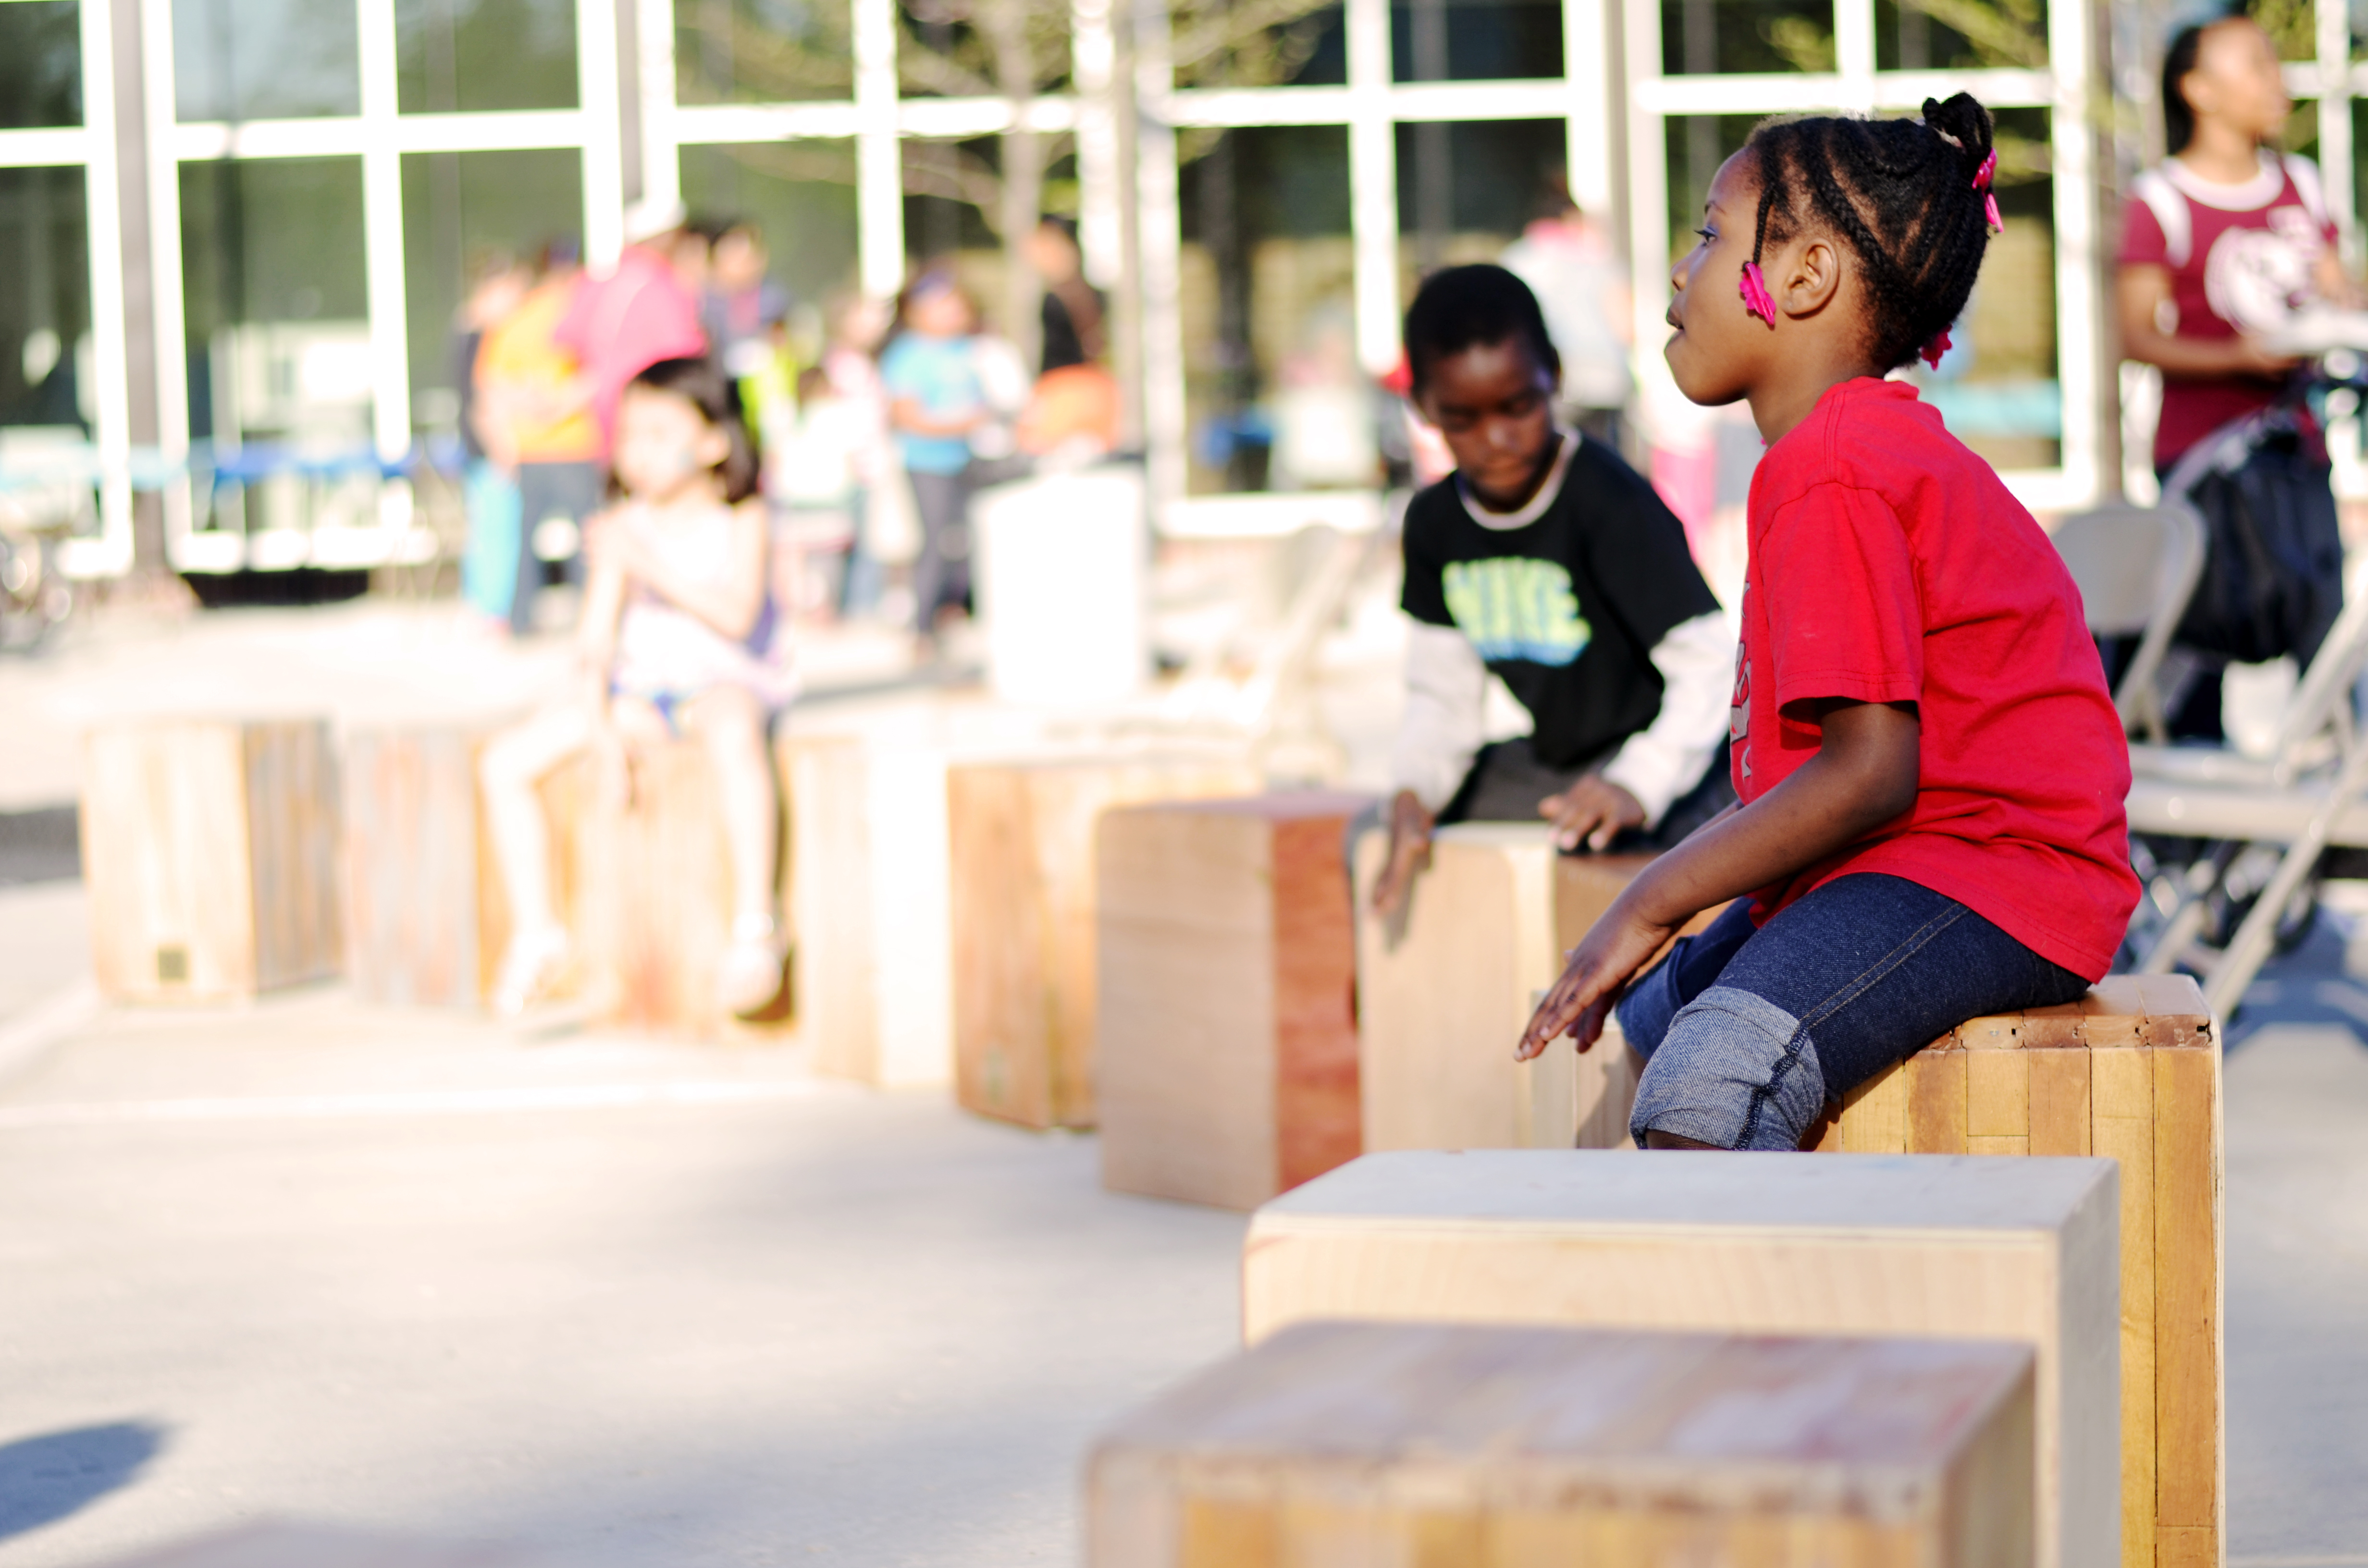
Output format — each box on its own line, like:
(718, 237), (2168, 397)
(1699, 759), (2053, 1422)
(2123, 551), (2368, 1014)
(2052, 499), (2207, 743)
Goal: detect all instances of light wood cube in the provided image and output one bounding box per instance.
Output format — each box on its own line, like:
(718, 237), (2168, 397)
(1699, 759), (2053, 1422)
(1351, 824), (1718, 1152)
(1805, 974), (2220, 1568)
(580, 740), (788, 1038)
(1091, 1321), (2037, 1568)
(1244, 1149), (2119, 1568)
(82, 718), (341, 1001)
(948, 756), (1258, 1129)
(1096, 791), (1370, 1208)
(781, 730), (963, 1089)
(342, 726), (486, 1008)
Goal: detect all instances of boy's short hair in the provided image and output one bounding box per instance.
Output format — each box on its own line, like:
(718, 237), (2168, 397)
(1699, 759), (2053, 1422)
(1402, 264), (1560, 399)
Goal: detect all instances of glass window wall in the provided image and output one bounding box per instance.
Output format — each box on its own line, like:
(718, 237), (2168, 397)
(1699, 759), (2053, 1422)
(0, 1), (83, 129)
(173, 0), (361, 120)
(396, 0), (578, 113)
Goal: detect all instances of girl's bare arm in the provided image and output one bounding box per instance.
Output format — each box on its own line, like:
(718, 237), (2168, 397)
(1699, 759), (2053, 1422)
(2118, 264), (2299, 379)
(889, 395), (984, 437)
(576, 522), (629, 708)
(613, 503), (768, 641)
(1517, 698), (1921, 1058)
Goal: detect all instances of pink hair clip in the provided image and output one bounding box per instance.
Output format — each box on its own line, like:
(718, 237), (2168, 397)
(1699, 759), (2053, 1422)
(1972, 149), (2002, 232)
(1920, 327), (1952, 370)
(1739, 261), (1777, 326)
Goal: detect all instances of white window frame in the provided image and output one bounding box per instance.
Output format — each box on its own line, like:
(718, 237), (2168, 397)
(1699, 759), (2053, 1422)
(0, 0), (135, 577)
(143, 0), (629, 571)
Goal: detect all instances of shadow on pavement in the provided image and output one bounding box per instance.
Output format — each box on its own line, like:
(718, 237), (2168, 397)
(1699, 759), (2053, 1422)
(0, 1421), (167, 1541)
(0, 806), (78, 889)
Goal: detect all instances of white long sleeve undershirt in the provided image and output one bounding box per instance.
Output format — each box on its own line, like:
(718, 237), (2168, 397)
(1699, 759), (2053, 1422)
(1389, 609), (1733, 824)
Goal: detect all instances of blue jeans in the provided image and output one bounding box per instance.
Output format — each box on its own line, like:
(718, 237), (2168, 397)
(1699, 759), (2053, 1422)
(1614, 873), (2090, 1150)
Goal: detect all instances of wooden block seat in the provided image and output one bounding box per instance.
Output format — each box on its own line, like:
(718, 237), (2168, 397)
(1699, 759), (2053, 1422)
(1350, 822), (1717, 1152)
(343, 725), (593, 1011)
(1095, 791), (1370, 1209)
(948, 755), (1258, 1128)
(1090, 1321), (2038, 1568)
(1805, 974), (2220, 1568)
(343, 726), (485, 1008)
(579, 739), (789, 1038)
(1243, 1149), (2119, 1568)
(781, 729), (958, 1088)
(82, 718), (341, 1002)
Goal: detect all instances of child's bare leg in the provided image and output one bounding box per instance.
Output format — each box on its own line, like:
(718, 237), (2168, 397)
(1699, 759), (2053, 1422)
(684, 684), (777, 924)
(479, 703), (595, 934)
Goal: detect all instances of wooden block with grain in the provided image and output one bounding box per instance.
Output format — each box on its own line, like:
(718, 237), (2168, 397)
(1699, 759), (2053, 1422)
(1352, 824), (1712, 1153)
(580, 740), (788, 1038)
(781, 730), (957, 1088)
(1243, 1149), (2118, 1568)
(1813, 974), (2220, 1568)
(342, 726), (485, 1008)
(1096, 792), (1369, 1209)
(1090, 1321), (2038, 1568)
(82, 718), (341, 1001)
(948, 757), (1258, 1129)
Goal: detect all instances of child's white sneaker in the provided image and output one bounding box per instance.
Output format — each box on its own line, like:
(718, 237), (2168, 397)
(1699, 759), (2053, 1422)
(717, 912), (786, 1017)
(491, 923), (570, 1017)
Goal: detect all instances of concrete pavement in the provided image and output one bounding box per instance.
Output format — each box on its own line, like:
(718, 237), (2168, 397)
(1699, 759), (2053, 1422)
(0, 992), (1246, 1566)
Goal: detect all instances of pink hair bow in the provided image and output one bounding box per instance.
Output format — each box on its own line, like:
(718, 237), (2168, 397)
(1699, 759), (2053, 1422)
(1920, 327), (1952, 370)
(1739, 262), (1777, 326)
(1973, 149), (2002, 232)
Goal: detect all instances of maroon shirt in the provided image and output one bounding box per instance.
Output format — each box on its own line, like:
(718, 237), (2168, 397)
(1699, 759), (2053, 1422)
(2119, 152), (2338, 465)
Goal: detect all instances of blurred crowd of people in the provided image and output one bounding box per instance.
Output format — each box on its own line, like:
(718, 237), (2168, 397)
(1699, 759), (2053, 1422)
(452, 200), (1121, 657)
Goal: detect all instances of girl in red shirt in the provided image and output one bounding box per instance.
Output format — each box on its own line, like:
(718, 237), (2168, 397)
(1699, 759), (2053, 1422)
(1521, 94), (2140, 1150)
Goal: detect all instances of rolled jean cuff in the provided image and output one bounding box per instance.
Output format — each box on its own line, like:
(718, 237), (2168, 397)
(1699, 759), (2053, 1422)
(1628, 985), (1829, 1151)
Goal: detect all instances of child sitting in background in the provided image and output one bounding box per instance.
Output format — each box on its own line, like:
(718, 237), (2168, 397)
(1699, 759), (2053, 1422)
(1522, 95), (2139, 1149)
(480, 356), (793, 1018)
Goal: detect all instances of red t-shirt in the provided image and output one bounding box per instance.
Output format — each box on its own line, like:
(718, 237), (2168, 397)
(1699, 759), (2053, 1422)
(2118, 152), (2338, 465)
(1732, 377), (2138, 980)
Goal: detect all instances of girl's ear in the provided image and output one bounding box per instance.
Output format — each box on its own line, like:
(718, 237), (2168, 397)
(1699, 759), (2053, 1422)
(1777, 236), (1846, 318)
(696, 425), (732, 469)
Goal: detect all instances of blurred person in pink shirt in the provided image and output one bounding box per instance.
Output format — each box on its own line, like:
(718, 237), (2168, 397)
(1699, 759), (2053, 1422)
(552, 199), (712, 444)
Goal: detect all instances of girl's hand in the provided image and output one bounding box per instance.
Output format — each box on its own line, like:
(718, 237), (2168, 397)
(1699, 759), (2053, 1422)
(1517, 900), (1677, 1060)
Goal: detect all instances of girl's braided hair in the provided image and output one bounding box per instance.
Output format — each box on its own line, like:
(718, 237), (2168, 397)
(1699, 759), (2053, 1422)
(1742, 93), (1998, 370)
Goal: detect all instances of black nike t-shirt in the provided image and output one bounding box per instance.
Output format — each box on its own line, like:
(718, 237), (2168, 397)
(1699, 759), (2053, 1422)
(1400, 435), (1720, 770)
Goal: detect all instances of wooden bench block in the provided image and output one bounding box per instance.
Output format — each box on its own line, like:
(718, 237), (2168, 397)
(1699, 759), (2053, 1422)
(1090, 1321), (2037, 1568)
(82, 718), (341, 1001)
(342, 726), (486, 1009)
(1351, 824), (1718, 1153)
(1812, 975), (2220, 1568)
(1243, 1149), (2119, 1568)
(580, 740), (788, 1038)
(1096, 791), (1370, 1208)
(781, 731), (957, 1087)
(949, 757), (1259, 1129)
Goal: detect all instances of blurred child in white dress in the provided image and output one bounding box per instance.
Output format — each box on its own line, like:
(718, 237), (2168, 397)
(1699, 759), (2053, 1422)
(480, 356), (793, 1017)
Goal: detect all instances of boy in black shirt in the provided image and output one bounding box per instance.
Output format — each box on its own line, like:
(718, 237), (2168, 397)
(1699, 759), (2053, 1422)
(1372, 265), (1732, 915)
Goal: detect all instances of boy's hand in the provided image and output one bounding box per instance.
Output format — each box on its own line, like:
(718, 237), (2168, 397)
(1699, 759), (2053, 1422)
(1517, 899), (1675, 1060)
(1369, 789), (1436, 917)
(1541, 774), (1645, 852)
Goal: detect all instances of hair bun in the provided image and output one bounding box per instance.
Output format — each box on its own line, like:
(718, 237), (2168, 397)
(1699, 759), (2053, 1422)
(1921, 92), (1996, 179)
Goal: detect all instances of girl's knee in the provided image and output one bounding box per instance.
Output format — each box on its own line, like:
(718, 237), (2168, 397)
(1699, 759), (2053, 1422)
(1628, 986), (1830, 1151)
